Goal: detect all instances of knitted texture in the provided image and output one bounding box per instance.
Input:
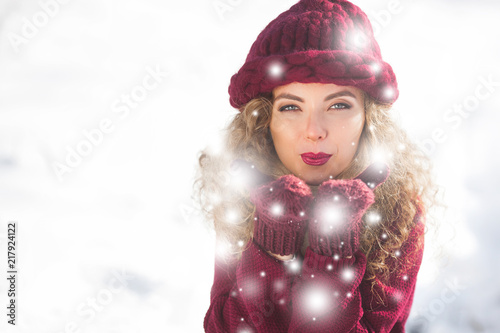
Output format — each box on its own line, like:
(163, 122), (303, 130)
(309, 178), (374, 258)
(250, 174), (313, 256)
(228, 0), (398, 109)
(309, 162), (390, 257)
(204, 203), (426, 332)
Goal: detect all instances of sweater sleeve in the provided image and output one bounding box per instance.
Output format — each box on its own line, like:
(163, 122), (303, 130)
(204, 239), (298, 332)
(288, 209), (425, 333)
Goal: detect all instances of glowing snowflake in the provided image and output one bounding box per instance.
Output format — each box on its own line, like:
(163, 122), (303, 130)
(367, 212), (381, 224)
(342, 268), (355, 282)
(370, 62), (381, 74)
(268, 62), (283, 78)
(226, 209), (240, 223)
(305, 287), (330, 313)
(384, 87), (395, 99)
(271, 203), (283, 216)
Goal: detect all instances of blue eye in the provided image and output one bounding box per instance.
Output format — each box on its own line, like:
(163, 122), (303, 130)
(279, 105), (299, 112)
(278, 103), (351, 112)
(330, 103), (351, 110)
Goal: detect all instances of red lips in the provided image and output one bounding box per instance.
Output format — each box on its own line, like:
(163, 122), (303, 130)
(301, 152), (332, 166)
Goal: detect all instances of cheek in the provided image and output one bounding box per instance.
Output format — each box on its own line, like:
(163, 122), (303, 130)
(326, 116), (364, 156)
(270, 118), (299, 150)
(336, 115), (364, 142)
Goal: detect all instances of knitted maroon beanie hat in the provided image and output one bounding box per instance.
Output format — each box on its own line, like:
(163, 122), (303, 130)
(228, 0), (398, 110)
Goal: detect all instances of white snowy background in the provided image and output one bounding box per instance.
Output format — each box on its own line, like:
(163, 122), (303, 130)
(0, 0), (499, 332)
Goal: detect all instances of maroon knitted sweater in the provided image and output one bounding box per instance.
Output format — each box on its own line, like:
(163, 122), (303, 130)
(204, 201), (425, 333)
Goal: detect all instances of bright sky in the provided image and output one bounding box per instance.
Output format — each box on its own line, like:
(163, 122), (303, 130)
(0, 0), (499, 332)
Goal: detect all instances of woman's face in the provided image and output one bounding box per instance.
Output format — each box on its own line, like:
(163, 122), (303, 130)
(270, 82), (365, 186)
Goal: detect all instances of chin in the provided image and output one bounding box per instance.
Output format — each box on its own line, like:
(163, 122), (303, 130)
(298, 172), (328, 186)
(305, 180), (322, 187)
(291, 163), (337, 185)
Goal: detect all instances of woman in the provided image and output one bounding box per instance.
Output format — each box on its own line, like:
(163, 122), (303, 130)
(195, 0), (437, 331)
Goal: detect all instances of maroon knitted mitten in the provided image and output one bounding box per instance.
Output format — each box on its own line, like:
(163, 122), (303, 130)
(249, 174), (313, 256)
(309, 162), (390, 258)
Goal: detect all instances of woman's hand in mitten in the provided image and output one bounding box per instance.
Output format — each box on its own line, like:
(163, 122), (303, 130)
(308, 162), (390, 258)
(248, 171), (313, 260)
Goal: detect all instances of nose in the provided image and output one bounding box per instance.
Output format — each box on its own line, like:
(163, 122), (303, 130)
(305, 111), (327, 142)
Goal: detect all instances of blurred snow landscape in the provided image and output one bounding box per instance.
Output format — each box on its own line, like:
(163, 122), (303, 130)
(0, 0), (499, 332)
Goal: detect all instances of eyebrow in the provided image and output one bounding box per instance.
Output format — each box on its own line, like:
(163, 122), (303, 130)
(273, 91), (357, 103)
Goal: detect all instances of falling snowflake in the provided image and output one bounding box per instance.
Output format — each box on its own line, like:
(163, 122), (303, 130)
(268, 62), (283, 78)
(342, 268), (355, 282)
(392, 290), (404, 302)
(274, 279), (285, 291)
(305, 287), (330, 313)
(384, 87), (395, 99)
(271, 203), (283, 216)
(318, 204), (344, 232)
(367, 211), (381, 224)
(371, 147), (390, 164)
(285, 258), (301, 273)
(226, 209), (240, 223)
(370, 62), (381, 74)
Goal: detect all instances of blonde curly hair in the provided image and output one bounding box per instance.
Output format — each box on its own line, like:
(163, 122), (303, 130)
(193, 90), (440, 308)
